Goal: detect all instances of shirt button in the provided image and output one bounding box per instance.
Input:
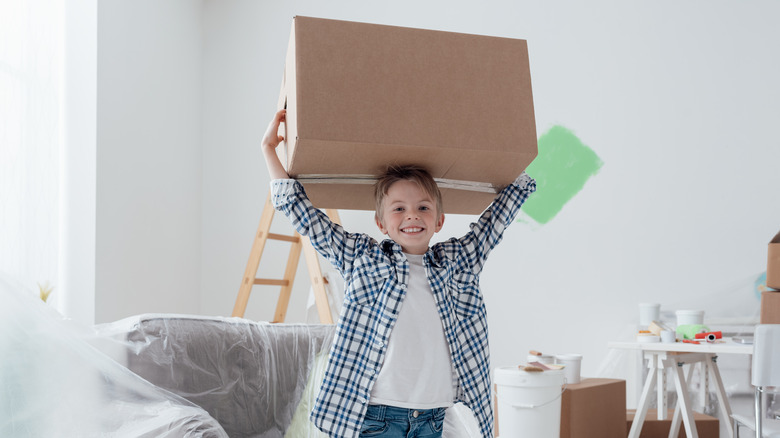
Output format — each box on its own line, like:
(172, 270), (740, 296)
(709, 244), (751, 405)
(359, 397), (367, 404)
(375, 340), (384, 347)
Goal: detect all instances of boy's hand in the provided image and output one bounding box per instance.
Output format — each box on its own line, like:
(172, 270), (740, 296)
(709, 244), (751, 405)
(262, 109), (290, 179)
(262, 109), (286, 151)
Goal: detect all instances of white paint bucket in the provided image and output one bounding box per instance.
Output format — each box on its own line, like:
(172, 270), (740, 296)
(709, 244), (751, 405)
(494, 367), (565, 438)
(555, 354), (582, 384)
(676, 310), (704, 326)
(639, 303), (660, 326)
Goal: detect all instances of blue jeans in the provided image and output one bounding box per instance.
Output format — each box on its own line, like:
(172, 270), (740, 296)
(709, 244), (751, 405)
(359, 405), (446, 438)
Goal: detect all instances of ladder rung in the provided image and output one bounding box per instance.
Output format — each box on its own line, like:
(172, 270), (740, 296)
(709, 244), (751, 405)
(267, 232), (299, 243)
(253, 278), (290, 286)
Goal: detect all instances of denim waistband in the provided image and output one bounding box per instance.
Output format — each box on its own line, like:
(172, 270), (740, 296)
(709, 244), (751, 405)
(365, 404), (445, 422)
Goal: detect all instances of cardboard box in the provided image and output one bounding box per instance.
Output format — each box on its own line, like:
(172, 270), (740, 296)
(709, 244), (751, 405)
(761, 290), (780, 324)
(277, 16), (538, 214)
(626, 409), (718, 438)
(560, 378), (626, 438)
(768, 229), (780, 289)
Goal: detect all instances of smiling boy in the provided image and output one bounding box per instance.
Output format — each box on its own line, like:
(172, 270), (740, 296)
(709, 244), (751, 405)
(261, 109), (536, 438)
(374, 173), (445, 255)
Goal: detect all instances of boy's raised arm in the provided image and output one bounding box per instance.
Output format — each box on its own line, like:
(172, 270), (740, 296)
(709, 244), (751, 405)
(455, 171), (536, 274)
(261, 109), (290, 180)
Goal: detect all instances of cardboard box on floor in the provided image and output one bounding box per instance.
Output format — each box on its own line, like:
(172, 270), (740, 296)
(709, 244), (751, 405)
(561, 378), (626, 438)
(768, 229), (780, 289)
(626, 409), (718, 438)
(761, 290), (780, 324)
(277, 16), (538, 214)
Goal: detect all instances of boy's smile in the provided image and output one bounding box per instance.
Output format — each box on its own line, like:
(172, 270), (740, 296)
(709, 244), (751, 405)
(375, 179), (445, 255)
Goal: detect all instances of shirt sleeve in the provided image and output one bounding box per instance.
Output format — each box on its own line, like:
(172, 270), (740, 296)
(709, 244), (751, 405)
(270, 179), (373, 276)
(455, 171), (536, 275)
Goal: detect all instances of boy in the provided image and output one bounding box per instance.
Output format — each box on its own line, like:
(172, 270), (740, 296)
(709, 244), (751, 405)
(261, 109), (536, 438)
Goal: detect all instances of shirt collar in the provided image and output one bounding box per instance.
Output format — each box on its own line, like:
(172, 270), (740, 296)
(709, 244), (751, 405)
(381, 239), (443, 268)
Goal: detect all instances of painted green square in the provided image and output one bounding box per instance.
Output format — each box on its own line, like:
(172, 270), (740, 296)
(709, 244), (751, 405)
(522, 126), (603, 224)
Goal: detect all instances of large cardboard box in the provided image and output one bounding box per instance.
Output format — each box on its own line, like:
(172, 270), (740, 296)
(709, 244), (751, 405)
(768, 229), (780, 289)
(761, 290), (780, 323)
(626, 409), (718, 438)
(277, 16), (538, 214)
(560, 378), (626, 438)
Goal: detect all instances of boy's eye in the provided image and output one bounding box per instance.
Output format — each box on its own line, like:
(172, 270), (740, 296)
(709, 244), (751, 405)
(419, 206), (429, 211)
(393, 207), (404, 212)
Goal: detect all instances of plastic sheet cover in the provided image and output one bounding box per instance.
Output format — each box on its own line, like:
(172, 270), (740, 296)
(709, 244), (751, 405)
(93, 316), (337, 438)
(0, 275), (481, 438)
(0, 276), (228, 438)
(92, 314), (480, 437)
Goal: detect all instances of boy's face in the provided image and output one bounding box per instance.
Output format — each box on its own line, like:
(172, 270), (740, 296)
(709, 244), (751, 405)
(375, 179), (445, 255)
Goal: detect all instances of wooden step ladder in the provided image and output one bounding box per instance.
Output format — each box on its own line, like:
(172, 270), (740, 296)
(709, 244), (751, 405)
(232, 192), (340, 323)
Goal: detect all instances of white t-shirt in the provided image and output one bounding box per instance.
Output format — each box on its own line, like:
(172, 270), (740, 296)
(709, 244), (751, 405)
(369, 253), (455, 409)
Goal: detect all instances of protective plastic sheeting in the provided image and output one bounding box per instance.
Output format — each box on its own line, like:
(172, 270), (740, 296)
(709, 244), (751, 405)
(0, 277), (227, 438)
(94, 314), (336, 438)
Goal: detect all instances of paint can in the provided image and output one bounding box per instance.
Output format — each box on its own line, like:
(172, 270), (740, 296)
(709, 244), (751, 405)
(494, 367), (565, 438)
(554, 354), (582, 384)
(639, 303), (660, 326)
(675, 310), (704, 326)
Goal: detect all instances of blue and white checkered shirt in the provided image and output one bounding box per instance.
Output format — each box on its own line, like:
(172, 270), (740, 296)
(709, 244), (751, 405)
(271, 172), (535, 438)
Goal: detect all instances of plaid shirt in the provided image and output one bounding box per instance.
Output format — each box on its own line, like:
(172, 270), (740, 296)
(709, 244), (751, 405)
(271, 173), (535, 438)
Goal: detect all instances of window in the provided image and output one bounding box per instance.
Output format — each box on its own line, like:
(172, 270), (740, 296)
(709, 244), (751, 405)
(0, 0), (65, 303)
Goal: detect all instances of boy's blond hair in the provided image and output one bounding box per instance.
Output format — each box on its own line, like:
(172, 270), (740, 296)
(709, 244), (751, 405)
(374, 164), (443, 221)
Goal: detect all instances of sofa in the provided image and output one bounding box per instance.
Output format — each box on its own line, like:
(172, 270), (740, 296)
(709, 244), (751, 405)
(98, 314), (336, 438)
(1, 276), (480, 437)
(99, 313), (486, 438)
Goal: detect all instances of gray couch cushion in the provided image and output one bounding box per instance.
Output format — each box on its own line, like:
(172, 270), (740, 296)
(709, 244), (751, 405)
(118, 315), (335, 438)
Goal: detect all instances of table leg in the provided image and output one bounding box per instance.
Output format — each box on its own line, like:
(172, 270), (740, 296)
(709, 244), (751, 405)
(670, 403), (682, 438)
(707, 355), (734, 438)
(629, 354), (660, 438)
(699, 361), (709, 412)
(658, 363), (668, 420)
(671, 358), (699, 438)
(669, 363), (695, 438)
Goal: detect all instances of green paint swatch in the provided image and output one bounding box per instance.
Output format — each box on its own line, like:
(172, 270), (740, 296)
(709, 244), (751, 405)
(521, 126), (603, 224)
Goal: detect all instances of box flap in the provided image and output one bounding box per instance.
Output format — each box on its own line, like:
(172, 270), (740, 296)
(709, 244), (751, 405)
(771, 229), (780, 244)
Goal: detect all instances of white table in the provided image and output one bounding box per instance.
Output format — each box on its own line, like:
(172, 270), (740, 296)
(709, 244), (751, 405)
(610, 339), (752, 438)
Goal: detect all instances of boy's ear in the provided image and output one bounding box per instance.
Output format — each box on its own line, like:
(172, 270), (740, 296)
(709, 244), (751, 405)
(375, 213), (388, 235)
(434, 212), (445, 233)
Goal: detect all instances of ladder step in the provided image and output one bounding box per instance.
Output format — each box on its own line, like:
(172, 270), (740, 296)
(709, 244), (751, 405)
(267, 232), (299, 243)
(233, 190), (338, 323)
(253, 278), (290, 286)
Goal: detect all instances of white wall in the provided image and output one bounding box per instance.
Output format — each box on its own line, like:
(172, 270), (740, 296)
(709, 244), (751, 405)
(96, 0), (203, 322)
(61, 0), (97, 325)
(94, 0), (780, 379)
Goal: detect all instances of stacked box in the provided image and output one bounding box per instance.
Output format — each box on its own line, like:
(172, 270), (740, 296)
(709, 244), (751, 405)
(560, 378), (626, 438)
(763, 229), (780, 323)
(626, 409), (718, 438)
(761, 291), (780, 324)
(766, 233), (780, 289)
(277, 16), (538, 214)
(768, 229), (780, 289)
